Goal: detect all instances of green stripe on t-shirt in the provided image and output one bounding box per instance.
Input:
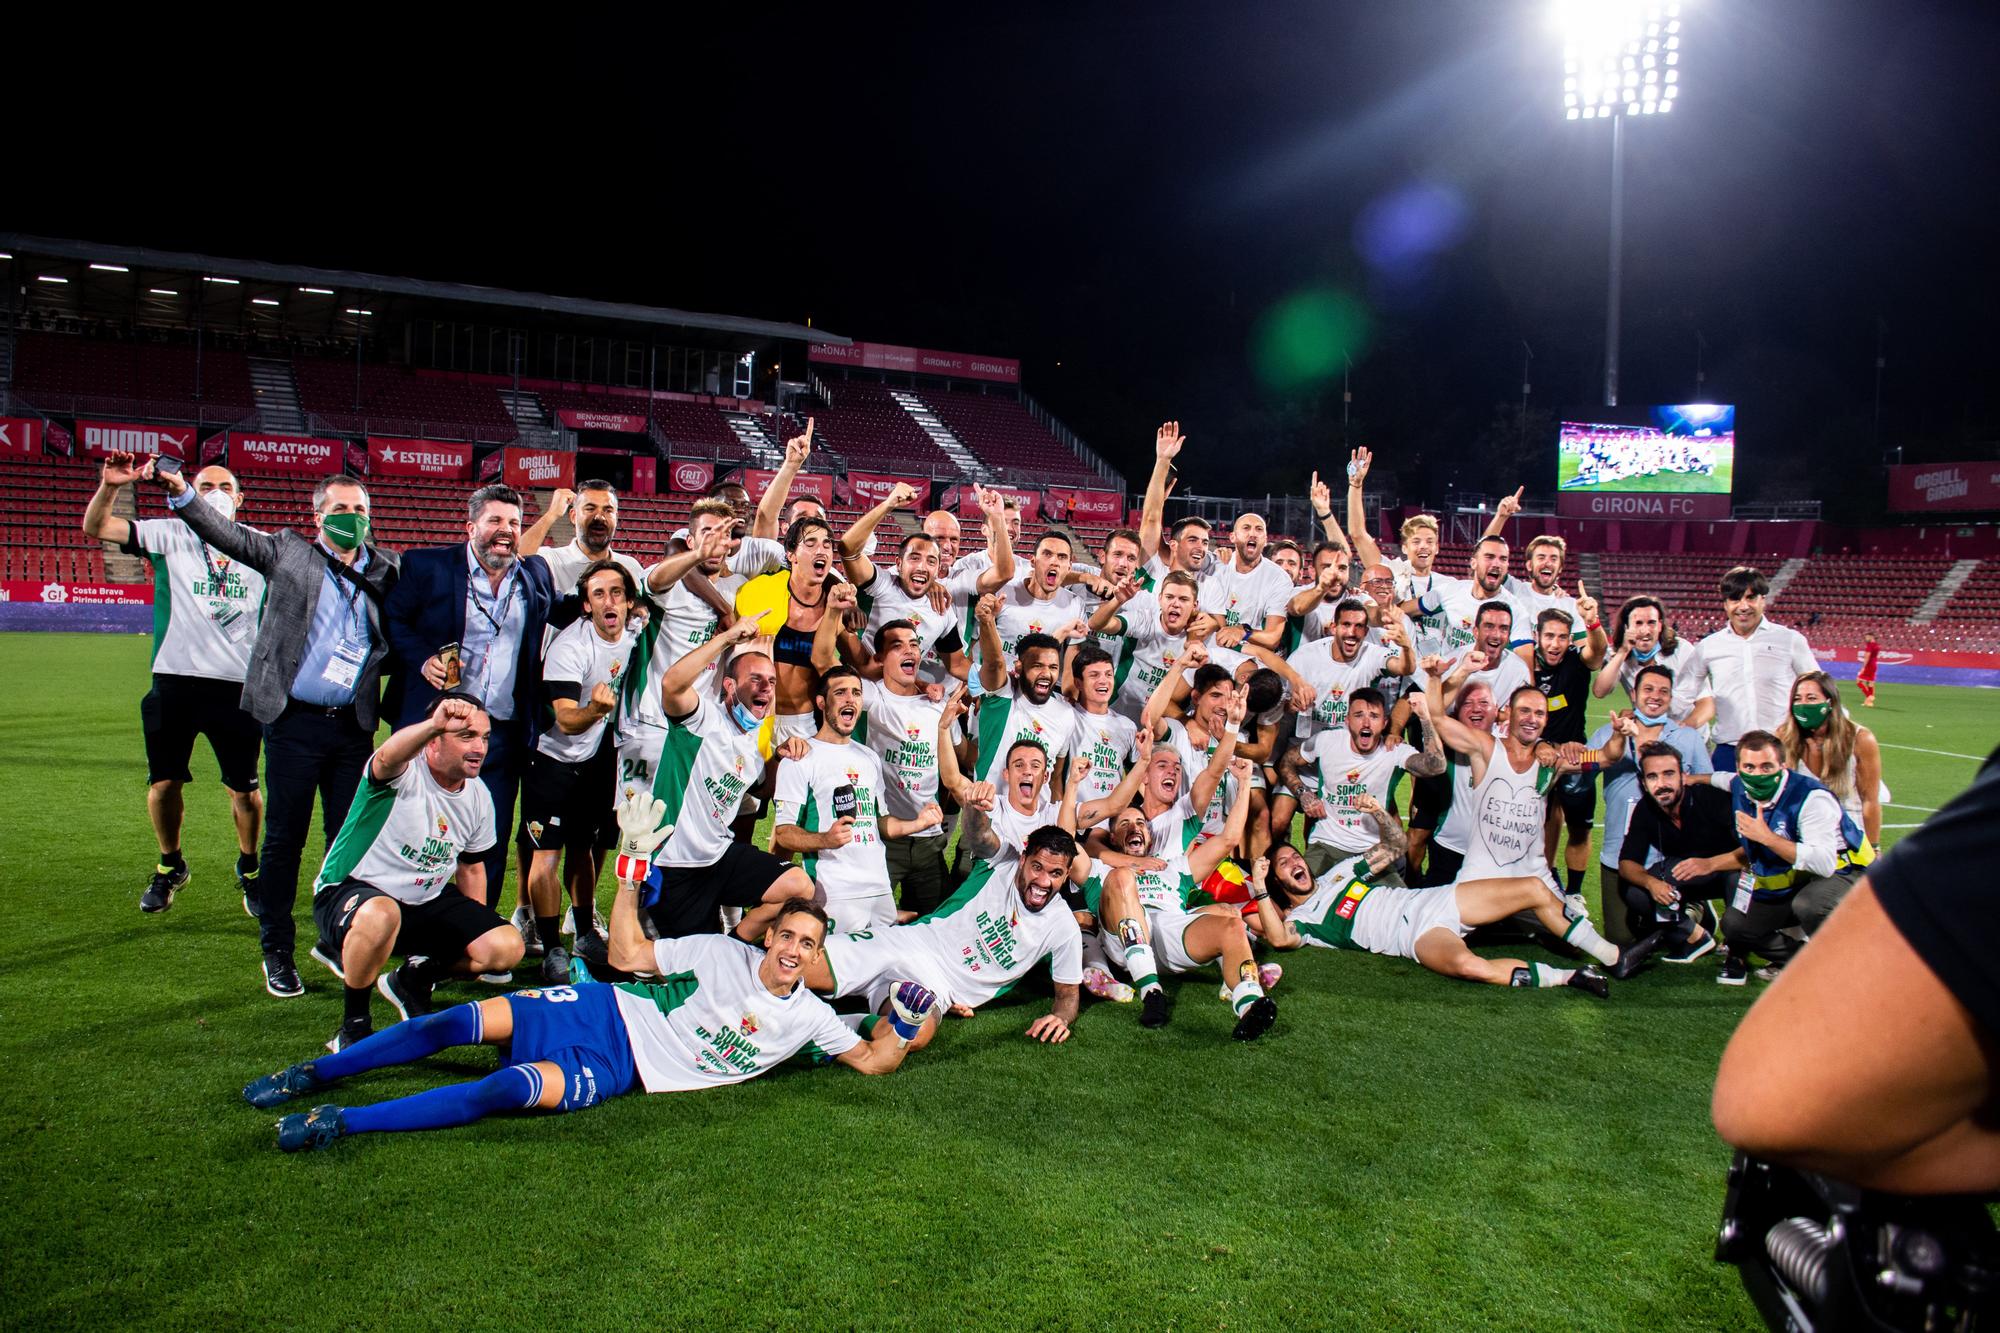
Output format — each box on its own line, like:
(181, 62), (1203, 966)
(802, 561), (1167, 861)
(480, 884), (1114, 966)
(615, 968), (700, 1016)
(914, 859), (996, 924)
(313, 770), (400, 895)
(652, 721), (708, 828)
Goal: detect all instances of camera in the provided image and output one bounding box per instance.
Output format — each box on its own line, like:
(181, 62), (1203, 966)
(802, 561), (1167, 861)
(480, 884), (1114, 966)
(1716, 1150), (1997, 1329)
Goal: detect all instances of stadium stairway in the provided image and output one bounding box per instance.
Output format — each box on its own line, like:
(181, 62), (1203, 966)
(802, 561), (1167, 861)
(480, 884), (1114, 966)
(248, 359), (306, 433)
(719, 410), (787, 468)
(499, 391), (559, 450)
(1764, 557), (1807, 600)
(887, 389), (995, 482)
(1913, 559), (1980, 623)
(1577, 551), (1604, 600)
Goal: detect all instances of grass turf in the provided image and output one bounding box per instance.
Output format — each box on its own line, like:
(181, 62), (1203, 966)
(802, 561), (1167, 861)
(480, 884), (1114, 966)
(0, 632), (1986, 1331)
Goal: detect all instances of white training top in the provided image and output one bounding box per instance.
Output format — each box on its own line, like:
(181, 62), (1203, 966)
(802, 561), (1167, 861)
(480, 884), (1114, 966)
(631, 537), (786, 724)
(857, 677), (952, 836)
(991, 575), (1088, 667)
(534, 541), (647, 598)
(874, 851), (1084, 1008)
(1111, 595), (1187, 723)
(1068, 706), (1139, 815)
(1286, 638), (1393, 742)
(1299, 728), (1419, 852)
(1690, 619), (1820, 745)
(1199, 556), (1294, 634)
(772, 737), (893, 916)
(649, 695), (777, 869)
(857, 567), (967, 686)
(612, 933), (859, 1092)
(1455, 742), (1557, 886)
(313, 753), (498, 904)
(537, 619), (634, 764)
(129, 516), (268, 681)
(986, 794), (1064, 862)
(973, 679), (1077, 782)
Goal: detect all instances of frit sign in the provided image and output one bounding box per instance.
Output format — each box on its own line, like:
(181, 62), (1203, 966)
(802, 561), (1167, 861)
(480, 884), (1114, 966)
(669, 460), (714, 494)
(227, 432), (343, 476)
(502, 448), (576, 491)
(365, 436), (474, 479)
(78, 420), (193, 460)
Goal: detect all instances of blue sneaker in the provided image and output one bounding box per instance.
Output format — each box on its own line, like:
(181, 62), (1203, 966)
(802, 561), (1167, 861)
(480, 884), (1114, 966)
(243, 1062), (325, 1110)
(276, 1104), (348, 1152)
(568, 953), (596, 986)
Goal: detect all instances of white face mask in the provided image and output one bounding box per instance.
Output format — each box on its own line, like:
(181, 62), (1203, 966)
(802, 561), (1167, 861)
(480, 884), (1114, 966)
(201, 489), (237, 520)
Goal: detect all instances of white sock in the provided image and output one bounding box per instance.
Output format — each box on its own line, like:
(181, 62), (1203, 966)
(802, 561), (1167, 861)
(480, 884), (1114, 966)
(1080, 931), (1113, 974)
(1126, 943), (1161, 994)
(1532, 963), (1574, 988)
(1228, 977), (1266, 1014)
(1562, 916), (1619, 966)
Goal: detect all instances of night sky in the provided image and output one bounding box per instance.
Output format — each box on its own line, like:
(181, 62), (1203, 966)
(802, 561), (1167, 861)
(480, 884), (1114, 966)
(13, 2), (1996, 514)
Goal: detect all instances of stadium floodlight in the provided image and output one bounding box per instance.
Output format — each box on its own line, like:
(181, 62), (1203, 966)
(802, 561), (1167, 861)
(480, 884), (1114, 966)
(36, 275), (67, 284)
(0, 252), (12, 260)
(298, 286), (334, 295)
(89, 263), (129, 273)
(252, 298), (280, 307)
(345, 308), (373, 317)
(149, 288), (178, 296)
(1554, 0), (1685, 406)
(204, 275), (240, 285)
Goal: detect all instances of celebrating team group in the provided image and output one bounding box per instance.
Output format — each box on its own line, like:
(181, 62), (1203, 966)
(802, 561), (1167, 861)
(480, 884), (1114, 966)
(88, 417), (1884, 1152)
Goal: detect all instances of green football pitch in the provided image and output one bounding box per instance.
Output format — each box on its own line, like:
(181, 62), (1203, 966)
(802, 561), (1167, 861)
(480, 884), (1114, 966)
(1557, 446), (1735, 497)
(0, 633), (1986, 1331)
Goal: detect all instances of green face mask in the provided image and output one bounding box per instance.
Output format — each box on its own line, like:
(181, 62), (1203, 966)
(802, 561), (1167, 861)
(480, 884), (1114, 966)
(1737, 770), (1783, 802)
(1791, 701), (1832, 730)
(321, 512), (370, 551)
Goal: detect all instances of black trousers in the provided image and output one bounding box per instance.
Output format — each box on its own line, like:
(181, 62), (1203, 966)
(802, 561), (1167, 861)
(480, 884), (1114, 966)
(475, 717), (530, 909)
(257, 702), (373, 957)
(1618, 862), (1731, 944)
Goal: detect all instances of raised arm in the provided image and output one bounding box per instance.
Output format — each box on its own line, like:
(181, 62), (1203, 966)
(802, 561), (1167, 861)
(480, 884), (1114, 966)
(1345, 447), (1385, 569)
(81, 451), (144, 548)
(972, 487), (1017, 593)
(1484, 486), (1523, 538)
(975, 594), (1008, 693)
(1189, 758), (1258, 880)
(1187, 693), (1244, 816)
(373, 695), (474, 784)
(1406, 685), (1482, 769)
(157, 464), (281, 570)
(753, 419), (812, 540)
(1310, 468), (1348, 548)
(839, 481), (920, 585)
(1399, 691), (1448, 777)
(812, 583), (858, 673)
(1575, 583), (1608, 669)
(518, 488), (574, 557)
(662, 617), (764, 719)
(1137, 421), (1183, 562)
(1289, 562), (1340, 619)
(1347, 793), (1410, 878)
(1077, 731), (1153, 828)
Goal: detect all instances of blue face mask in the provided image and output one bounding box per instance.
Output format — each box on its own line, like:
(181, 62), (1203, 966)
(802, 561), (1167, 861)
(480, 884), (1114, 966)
(730, 700), (761, 732)
(1636, 707), (1671, 726)
(1630, 643), (1660, 663)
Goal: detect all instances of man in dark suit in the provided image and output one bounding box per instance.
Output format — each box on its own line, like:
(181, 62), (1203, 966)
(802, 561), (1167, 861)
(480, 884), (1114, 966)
(154, 463), (399, 1001)
(384, 483), (556, 925)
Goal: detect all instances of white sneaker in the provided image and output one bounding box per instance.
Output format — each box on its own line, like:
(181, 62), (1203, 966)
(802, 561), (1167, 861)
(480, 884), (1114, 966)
(1082, 965), (1134, 1003)
(1563, 892), (1590, 922)
(561, 907), (576, 938)
(477, 971), (514, 985)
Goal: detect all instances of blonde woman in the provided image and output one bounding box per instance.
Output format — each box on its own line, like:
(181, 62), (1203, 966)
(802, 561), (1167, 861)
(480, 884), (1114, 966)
(1778, 671), (1884, 847)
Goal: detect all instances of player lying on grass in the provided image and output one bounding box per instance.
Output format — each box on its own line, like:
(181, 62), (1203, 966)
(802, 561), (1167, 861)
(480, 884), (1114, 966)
(799, 824), (1087, 1046)
(1247, 795), (1611, 997)
(1081, 756), (1279, 1040)
(245, 794), (937, 1150)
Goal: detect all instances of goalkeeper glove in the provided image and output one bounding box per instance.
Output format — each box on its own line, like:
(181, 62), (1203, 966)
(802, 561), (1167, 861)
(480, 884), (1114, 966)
(613, 792), (671, 888)
(887, 980), (939, 1045)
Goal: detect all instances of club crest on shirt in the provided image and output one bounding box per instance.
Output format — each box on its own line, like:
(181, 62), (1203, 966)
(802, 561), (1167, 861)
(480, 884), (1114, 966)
(608, 660), (623, 680)
(740, 1013), (760, 1036)
(436, 814), (450, 838)
(1346, 770), (1362, 784)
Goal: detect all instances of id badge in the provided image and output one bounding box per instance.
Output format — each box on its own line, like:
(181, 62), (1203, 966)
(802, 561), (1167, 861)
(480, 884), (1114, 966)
(1731, 873), (1754, 914)
(321, 636), (367, 690)
(211, 601), (253, 645)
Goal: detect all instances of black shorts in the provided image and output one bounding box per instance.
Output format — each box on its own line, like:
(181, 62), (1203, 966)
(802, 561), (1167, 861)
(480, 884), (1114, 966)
(141, 673), (261, 790)
(517, 745), (616, 854)
(314, 879), (507, 963)
(1553, 770), (1597, 827)
(1407, 767), (1453, 833)
(647, 841), (798, 939)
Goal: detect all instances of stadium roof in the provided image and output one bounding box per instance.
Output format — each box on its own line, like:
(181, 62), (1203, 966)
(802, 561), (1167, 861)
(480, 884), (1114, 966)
(0, 233), (845, 347)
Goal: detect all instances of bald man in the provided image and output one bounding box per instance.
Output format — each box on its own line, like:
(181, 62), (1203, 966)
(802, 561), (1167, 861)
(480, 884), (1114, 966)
(85, 451), (268, 914)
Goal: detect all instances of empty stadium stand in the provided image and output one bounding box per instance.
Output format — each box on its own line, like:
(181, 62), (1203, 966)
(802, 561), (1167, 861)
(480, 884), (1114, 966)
(919, 388), (1102, 486)
(12, 332), (255, 425)
(291, 359), (517, 444)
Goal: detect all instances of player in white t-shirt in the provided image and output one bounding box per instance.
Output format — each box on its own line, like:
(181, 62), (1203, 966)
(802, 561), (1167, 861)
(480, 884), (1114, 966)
(309, 695), (524, 1053)
(971, 624), (1077, 783)
(849, 620), (960, 913)
(1066, 643), (1141, 815)
(772, 667), (944, 932)
(1198, 512), (1294, 651)
(521, 483), (649, 597)
(623, 618), (817, 949)
(85, 451), (268, 913)
(515, 562), (637, 983)
(1089, 569), (1202, 723)
(1502, 534), (1584, 643)
(1283, 598), (1412, 742)
(1416, 536), (1530, 657)
(843, 481), (1013, 687)
(1278, 686), (1446, 878)
(1247, 796), (1609, 998)
(988, 533), (1091, 672)
(808, 826), (1087, 1046)
(249, 810), (936, 1148)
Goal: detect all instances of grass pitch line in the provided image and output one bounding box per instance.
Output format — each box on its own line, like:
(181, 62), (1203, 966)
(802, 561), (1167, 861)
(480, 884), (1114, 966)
(1878, 743), (1988, 763)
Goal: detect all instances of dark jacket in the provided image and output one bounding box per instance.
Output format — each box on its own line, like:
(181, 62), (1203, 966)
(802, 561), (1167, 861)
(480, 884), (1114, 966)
(383, 543), (558, 737)
(170, 496), (400, 730)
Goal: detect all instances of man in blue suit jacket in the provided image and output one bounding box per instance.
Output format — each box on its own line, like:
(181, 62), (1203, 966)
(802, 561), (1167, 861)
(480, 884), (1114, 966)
(384, 483), (557, 914)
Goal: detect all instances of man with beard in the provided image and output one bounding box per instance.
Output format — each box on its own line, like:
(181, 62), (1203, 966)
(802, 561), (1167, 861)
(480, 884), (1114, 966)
(972, 626), (1077, 785)
(1609, 741), (1732, 976)
(1434, 604), (1532, 712)
(989, 532), (1091, 670)
(1589, 664), (1712, 945)
(1590, 594), (1712, 725)
(385, 484), (558, 916)
(1279, 687), (1446, 878)
(849, 620), (961, 913)
(1501, 531), (1585, 643)
(845, 483), (1014, 686)
(1283, 598), (1413, 742)
(248, 798), (933, 1149)
(804, 825), (1087, 1046)
(1140, 655), (1252, 838)
(771, 666), (944, 932)
(1198, 512), (1294, 652)
(1416, 687), (1624, 971)
(1086, 759), (1278, 1038)
(1282, 544), (1358, 649)
(309, 696), (523, 1052)
(1515, 600), (1609, 899)
(624, 618), (816, 945)
(1248, 797), (1610, 998)
(515, 562), (639, 982)
(519, 482), (648, 595)
(1088, 569), (1202, 724)
(1414, 536), (1532, 658)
